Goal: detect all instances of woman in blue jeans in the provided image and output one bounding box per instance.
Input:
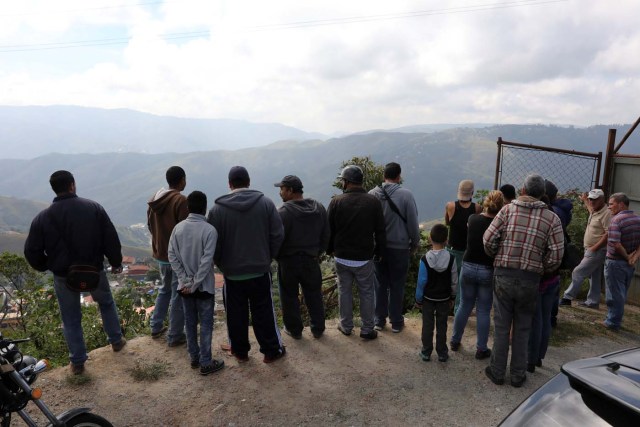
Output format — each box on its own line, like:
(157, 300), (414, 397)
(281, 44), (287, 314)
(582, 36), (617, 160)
(451, 191), (504, 359)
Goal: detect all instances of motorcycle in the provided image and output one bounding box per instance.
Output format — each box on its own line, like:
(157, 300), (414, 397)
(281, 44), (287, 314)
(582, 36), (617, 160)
(0, 333), (112, 427)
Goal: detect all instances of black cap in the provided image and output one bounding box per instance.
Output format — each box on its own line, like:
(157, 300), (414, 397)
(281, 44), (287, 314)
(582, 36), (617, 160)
(228, 166), (249, 182)
(274, 175), (303, 190)
(544, 179), (558, 199)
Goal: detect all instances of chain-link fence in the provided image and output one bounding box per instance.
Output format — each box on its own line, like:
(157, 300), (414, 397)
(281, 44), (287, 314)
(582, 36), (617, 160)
(495, 138), (602, 193)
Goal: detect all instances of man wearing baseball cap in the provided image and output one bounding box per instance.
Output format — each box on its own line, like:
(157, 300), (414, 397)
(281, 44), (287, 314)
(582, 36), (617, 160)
(273, 175), (329, 339)
(560, 188), (611, 308)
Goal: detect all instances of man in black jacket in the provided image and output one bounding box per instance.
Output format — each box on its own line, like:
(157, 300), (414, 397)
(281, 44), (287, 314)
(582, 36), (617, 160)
(274, 175), (329, 339)
(327, 165), (386, 340)
(24, 170), (126, 375)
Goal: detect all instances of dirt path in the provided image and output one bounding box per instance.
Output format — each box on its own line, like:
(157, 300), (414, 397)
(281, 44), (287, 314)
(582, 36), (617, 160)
(32, 308), (640, 427)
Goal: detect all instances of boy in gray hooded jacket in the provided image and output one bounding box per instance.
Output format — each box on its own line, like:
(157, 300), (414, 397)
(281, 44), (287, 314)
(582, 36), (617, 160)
(168, 191), (224, 376)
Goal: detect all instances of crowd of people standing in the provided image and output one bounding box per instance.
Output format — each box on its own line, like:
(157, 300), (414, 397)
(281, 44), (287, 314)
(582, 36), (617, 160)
(23, 164), (639, 387)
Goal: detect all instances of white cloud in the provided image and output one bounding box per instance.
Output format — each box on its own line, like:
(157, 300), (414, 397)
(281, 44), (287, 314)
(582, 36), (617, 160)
(1, 0), (640, 133)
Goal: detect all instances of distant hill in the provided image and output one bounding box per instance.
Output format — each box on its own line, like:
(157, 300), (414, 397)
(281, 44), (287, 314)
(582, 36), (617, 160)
(0, 105), (326, 159)
(0, 231), (151, 259)
(0, 124), (634, 226)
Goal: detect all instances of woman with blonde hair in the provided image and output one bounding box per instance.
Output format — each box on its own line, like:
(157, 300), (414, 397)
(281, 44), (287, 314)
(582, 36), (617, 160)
(450, 190), (504, 359)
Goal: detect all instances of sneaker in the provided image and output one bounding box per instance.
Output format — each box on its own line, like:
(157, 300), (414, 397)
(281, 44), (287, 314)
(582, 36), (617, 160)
(263, 347), (286, 364)
(602, 321), (620, 332)
(485, 366), (504, 385)
(526, 363), (536, 373)
(373, 325), (384, 332)
(577, 301), (599, 309)
(168, 336), (187, 347)
(391, 325), (403, 333)
(190, 360), (200, 369)
(283, 327), (302, 340)
(111, 338), (127, 352)
(200, 359), (225, 375)
(232, 351), (249, 363)
(69, 363), (85, 375)
(419, 350), (431, 362)
(511, 374), (527, 388)
(559, 298), (572, 306)
(359, 330), (378, 340)
(438, 354), (449, 362)
(450, 341), (461, 352)
(337, 324), (352, 336)
(151, 326), (167, 339)
(475, 349), (491, 360)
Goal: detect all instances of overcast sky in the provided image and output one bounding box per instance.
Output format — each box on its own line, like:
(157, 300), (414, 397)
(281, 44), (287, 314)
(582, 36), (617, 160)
(1, 0), (639, 134)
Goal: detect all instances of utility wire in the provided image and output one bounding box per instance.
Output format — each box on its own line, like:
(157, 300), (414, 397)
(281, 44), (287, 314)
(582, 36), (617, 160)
(0, 0), (567, 53)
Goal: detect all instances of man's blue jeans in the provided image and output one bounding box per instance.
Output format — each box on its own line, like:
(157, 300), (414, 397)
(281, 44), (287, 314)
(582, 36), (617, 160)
(53, 271), (122, 366)
(374, 248), (410, 328)
(604, 259), (635, 329)
(451, 262), (493, 351)
(182, 294), (215, 367)
(528, 280), (559, 365)
(150, 263), (185, 344)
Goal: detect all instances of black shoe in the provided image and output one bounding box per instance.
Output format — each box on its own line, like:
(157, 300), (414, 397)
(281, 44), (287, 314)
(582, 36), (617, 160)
(475, 349), (491, 360)
(450, 341), (460, 351)
(70, 363), (85, 375)
(526, 363), (536, 373)
(168, 336), (187, 347)
(419, 350), (431, 362)
(360, 330), (378, 340)
(485, 366), (504, 385)
(438, 353), (449, 362)
(312, 330), (324, 339)
(283, 327), (302, 340)
(511, 374), (527, 388)
(536, 359), (543, 368)
(200, 359), (225, 375)
(559, 298), (572, 306)
(111, 338), (127, 352)
(263, 347), (286, 363)
(191, 360), (200, 369)
(391, 324), (404, 333)
(232, 351), (249, 363)
(151, 326), (167, 339)
(337, 325), (352, 336)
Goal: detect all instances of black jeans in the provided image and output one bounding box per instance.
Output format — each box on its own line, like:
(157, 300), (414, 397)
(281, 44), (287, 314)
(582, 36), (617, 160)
(277, 255), (325, 335)
(421, 300), (450, 356)
(374, 247), (410, 328)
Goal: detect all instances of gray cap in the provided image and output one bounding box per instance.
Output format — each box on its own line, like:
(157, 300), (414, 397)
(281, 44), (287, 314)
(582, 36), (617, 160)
(274, 175), (303, 190)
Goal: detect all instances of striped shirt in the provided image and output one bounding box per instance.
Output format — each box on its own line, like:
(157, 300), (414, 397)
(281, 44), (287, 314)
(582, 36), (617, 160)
(607, 210), (640, 260)
(483, 196), (565, 275)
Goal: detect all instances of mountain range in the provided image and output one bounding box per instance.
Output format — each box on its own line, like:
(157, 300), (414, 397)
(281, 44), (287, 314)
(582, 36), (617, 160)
(0, 122), (633, 230)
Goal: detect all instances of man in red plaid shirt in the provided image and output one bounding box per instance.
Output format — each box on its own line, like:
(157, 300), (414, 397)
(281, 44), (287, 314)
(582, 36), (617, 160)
(482, 174), (564, 388)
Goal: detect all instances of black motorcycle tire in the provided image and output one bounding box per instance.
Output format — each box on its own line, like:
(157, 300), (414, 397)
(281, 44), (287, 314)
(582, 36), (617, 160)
(63, 412), (113, 427)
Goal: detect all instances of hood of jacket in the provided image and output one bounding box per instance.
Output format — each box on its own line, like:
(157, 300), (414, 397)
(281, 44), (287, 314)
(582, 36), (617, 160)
(513, 195), (549, 210)
(369, 182), (401, 201)
(281, 199), (321, 218)
(426, 249), (452, 272)
(553, 198), (573, 215)
(215, 189), (264, 212)
(148, 189), (182, 215)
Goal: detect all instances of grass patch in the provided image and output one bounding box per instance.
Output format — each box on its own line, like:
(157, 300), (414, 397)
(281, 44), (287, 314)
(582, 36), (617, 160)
(65, 373), (92, 386)
(549, 317), (598, 346)
(128, 359), (169, 382)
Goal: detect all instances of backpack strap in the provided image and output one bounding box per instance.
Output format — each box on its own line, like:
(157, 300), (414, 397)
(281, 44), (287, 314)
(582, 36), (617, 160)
(379, 185), (407, 223)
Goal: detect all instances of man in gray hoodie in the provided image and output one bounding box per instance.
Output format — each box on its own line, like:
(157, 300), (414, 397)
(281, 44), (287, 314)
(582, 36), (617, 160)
(369, 162), (420, 333)
(207, 166), (286, 363)
(274, 175), (330, 339)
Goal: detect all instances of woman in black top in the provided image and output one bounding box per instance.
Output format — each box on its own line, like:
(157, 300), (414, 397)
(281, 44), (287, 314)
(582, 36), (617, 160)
(450, 190), (504, 359)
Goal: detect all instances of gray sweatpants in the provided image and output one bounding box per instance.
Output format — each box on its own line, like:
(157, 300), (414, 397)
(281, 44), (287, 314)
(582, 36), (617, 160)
(336, 261), (376, 334)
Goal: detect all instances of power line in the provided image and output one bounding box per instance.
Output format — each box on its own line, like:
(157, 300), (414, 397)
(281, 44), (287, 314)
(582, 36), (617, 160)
(0, 0), (567, 53)
(0, 1), (179, 17)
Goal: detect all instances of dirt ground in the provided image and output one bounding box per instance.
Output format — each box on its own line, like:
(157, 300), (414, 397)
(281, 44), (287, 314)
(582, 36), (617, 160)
(30, 305), (640, 427)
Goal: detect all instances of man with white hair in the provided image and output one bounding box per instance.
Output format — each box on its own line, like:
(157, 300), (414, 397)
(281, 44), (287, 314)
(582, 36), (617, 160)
(483, 174), (564, 388)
